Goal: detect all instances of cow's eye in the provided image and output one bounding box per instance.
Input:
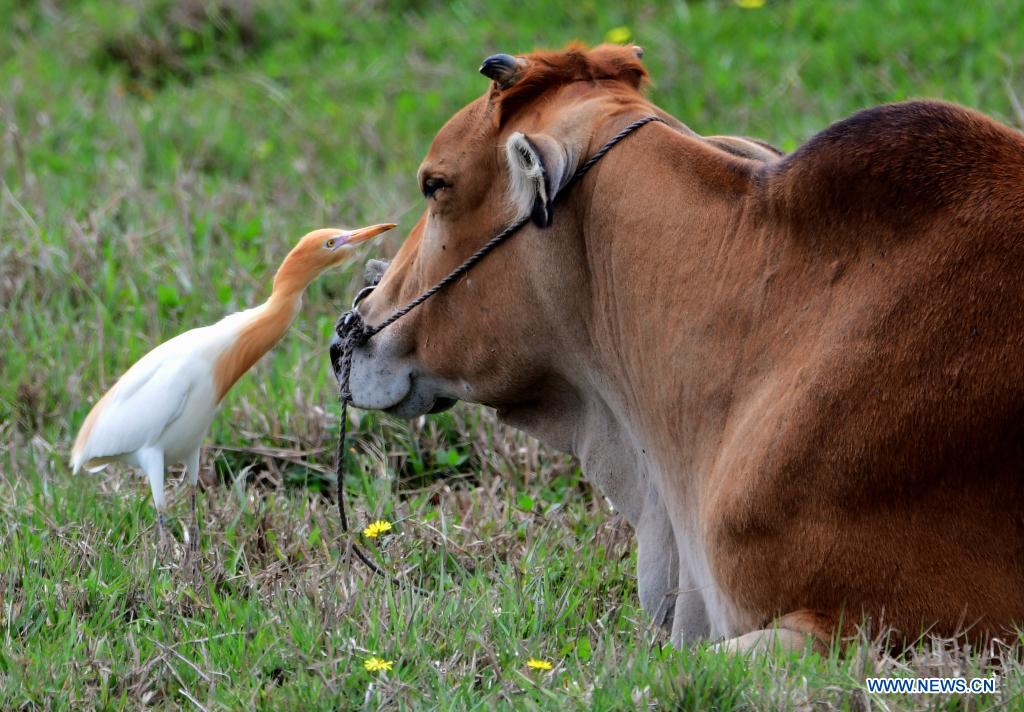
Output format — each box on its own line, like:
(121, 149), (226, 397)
(421, 176), (448, 199)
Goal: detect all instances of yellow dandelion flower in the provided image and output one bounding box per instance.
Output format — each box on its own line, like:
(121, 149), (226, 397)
(364, 656), (394, 672)
(526, 658), (553, 671)
(735, 0), (766, 7)
(362, 520), (393, 539)
(604, 26), (631, 44)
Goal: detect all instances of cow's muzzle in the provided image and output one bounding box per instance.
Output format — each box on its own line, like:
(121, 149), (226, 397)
(332, 307), (457, 417)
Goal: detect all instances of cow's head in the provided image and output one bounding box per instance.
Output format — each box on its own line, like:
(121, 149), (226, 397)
(343, 43), (654, 434)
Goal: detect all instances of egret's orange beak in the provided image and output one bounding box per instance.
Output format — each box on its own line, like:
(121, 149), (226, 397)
(339, 222), (396, 248)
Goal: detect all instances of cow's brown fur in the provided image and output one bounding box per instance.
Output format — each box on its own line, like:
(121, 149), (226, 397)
(349, 43), (1024, 648)
(492, 42), (648, 124)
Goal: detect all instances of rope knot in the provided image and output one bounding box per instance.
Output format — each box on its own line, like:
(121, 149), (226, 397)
(336, 309), (374, 347)
(331, 309), (374, 404)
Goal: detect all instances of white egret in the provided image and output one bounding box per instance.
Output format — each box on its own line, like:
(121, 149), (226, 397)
(71, 224), (395, 565)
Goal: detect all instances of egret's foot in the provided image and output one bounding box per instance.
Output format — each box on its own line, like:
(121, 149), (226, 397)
(155, 512), (171, 562)
(188, 523), (199, 555)
(148, 513), (175, 575)
(189, 488), (200, 554)
(183, 549), (200, 585)
(186, 487), (201, 583)
(185, 526), (200, 584)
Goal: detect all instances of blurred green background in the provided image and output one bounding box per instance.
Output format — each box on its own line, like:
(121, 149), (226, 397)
(2, 1), (1024, 708)
(4, 0), (1024, 458)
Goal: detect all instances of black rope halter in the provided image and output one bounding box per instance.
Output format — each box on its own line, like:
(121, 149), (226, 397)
(330, 115), (665, 590)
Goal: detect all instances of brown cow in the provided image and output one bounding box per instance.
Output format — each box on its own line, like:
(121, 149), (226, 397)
(341, 43), (1024, 651)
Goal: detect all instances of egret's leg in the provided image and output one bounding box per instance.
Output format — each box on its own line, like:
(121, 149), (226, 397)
(138, 448), (167, 557)
(184, 448), (201, 581)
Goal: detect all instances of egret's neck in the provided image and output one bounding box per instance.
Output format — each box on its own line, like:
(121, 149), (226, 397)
(265, 282), (306, 319)
(259, 289), (304, 338)
(271, 250), (323, 301)
(212, 262), (320, 401)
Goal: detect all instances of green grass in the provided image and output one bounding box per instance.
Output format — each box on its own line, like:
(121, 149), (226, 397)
(3, 0), (1024, 708)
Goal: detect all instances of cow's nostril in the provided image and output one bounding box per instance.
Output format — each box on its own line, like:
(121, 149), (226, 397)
(428, 397), (457, 414)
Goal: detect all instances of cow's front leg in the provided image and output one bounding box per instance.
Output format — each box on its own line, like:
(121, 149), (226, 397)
(570, 403), (709, 636)
(668, 577), (711, 642)
(637, 488), (709, 639)
(636, 492), (679, 630)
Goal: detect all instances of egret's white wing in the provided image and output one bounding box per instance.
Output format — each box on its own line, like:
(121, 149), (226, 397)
(71, 324), (229, 471)
(73, 356), (193, 468)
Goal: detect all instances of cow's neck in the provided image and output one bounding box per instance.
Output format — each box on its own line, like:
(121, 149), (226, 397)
(506, 124), (769, 496)
(579, 127), (764, 483)
(572, 126), (771, 637)
(493, 124), (771, 638)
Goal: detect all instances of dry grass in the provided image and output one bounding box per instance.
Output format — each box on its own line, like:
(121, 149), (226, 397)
(5, 405), (1024, 709)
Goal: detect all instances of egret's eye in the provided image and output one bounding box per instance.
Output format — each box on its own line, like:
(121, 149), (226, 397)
(421, 176), (448, 199)
(324, 238), (337, 249)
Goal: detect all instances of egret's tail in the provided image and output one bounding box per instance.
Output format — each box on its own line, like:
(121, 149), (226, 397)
(70, 451), (111, 475)
(71, 387), (117, 474)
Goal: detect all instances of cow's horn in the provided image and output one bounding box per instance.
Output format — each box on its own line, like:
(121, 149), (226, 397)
(479, 53), (526, 88)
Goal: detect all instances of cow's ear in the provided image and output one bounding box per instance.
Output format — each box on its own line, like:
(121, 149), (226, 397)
(504, 132), (577, 228)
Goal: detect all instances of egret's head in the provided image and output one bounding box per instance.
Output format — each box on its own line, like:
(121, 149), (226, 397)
(276, 223), (396, 292)
(304, 224), (397, 268)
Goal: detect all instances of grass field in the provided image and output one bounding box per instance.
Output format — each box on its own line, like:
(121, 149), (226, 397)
(3, 0), (1024, 709)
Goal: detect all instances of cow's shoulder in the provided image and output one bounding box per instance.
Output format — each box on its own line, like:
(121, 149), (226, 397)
(759, 100), (1024, 233)
(704, 134), (783, 163)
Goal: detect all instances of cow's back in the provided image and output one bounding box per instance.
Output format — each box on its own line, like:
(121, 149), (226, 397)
(705, 101), (1024, 640)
